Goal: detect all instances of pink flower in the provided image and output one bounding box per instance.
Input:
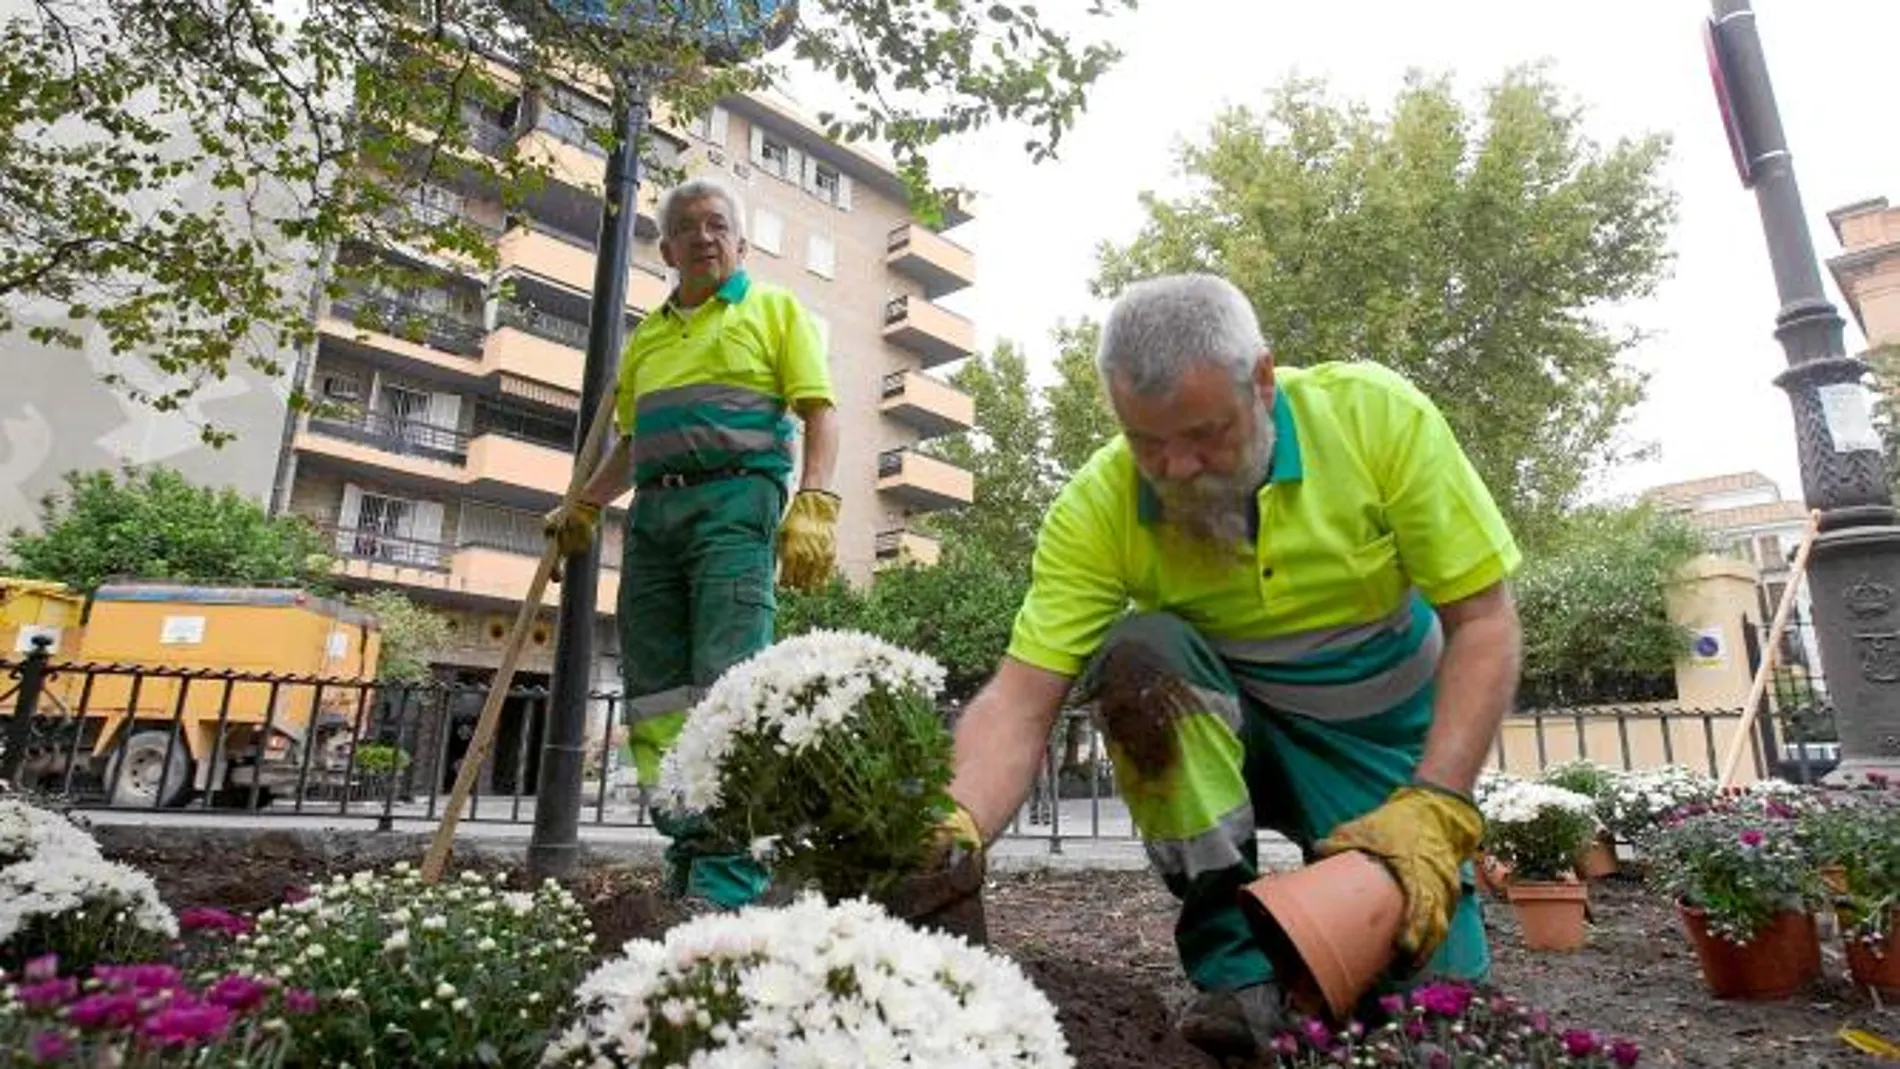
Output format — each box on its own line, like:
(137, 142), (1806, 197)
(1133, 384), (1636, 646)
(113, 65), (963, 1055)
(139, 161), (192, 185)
(1528, 1010), (1552, 1033)
(1377, 994), (1406, 1017)
(67, 991), (141, 1030)
(284, 988), (319, 1015)
(1301, 1017), (1334, 1049)
(1411, 982), (1474, 1019)
(178, 906), (253, 937)
(24, 954), (60, 981)
(140, 997), (234, 1047)
(281, 886), (309, 905)
(206, 975), (269, 1014)
(1563, 1029), (1600, 1057)
(17, 977), (79, 1010)
(1272, 1034), (1301, 1055)
(92, 964), (181, 992)
(27, 1031), (72, 1065)
(1739, 828), (1765, 848)
(1610, 1038), (1642, 1066)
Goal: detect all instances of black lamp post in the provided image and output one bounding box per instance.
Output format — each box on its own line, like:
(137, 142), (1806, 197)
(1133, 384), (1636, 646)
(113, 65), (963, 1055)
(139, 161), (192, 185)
(528, 1), (802, 880)
(1706, 0), (1900, 783)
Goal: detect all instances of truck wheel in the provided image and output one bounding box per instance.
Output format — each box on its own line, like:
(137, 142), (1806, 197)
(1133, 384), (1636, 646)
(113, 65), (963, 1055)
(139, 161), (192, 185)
(107, 731), (192, 808)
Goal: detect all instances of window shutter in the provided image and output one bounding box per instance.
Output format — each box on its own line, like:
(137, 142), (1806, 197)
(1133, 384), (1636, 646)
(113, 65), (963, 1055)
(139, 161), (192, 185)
(428, 391), (462, 431)
(802, 154), (819, 192)
(786, 146), (805, 184)
(710, 107), (729, 148)
(410, 499), (445, 548)
(836, 174), (853, 211)
(748, 125), (765, 166)
(339, 483), (364, 543)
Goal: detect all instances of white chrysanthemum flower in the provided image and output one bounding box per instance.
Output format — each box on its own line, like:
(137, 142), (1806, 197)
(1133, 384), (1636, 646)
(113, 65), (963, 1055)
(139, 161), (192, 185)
(0, 798), (103, 866)
(0, 851), (178, 943)
(542, 895), (1071, 1069)
(656, 629), (946, 813)
(1479, 780), (1597, 827)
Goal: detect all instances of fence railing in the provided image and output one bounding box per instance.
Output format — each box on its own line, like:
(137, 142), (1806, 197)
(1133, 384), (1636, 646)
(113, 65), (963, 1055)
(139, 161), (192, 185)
(306, 408), (471, 462)
(322, 523), (452, 571)
(330, 292), (486, 358)
(0, 650), (1834, 852)
(497, 301), (591, 350)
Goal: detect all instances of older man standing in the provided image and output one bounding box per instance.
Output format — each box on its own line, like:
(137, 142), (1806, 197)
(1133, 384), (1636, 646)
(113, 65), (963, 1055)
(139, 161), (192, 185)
(924, 274), (1523, 1059)
(545, 176), (840, 909)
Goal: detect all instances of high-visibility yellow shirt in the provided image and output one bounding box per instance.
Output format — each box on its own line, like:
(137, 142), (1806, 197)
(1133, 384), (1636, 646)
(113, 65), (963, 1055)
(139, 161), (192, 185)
(1007, 361), (1521, 693)
(613, 270), (833, 484)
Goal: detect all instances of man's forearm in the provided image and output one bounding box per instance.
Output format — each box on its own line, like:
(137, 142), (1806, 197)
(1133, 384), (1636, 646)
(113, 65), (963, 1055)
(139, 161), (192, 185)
(578, 437), (634, 507)
(797, 402), (839, 494)
(948, 660), (1071, 842)
(1415, 593), (1521, 795)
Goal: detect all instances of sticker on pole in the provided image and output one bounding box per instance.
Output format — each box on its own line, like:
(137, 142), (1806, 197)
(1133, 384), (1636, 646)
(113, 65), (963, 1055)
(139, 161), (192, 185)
(1817, 383), (1882, 454)
(550, 0), (799, 62)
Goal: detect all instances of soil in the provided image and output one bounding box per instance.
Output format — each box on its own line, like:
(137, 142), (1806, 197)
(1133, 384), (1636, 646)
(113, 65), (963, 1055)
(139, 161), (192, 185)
(105, 840), (1899, 1069)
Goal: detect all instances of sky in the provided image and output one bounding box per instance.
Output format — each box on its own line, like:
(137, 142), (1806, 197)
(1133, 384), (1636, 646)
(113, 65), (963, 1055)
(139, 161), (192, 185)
(795, 0), (1900, 507)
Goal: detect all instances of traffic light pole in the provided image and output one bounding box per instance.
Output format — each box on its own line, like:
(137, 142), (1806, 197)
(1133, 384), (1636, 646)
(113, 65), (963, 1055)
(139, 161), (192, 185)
(1707, 1), (1900, 783)
(529, 74), (651, 880)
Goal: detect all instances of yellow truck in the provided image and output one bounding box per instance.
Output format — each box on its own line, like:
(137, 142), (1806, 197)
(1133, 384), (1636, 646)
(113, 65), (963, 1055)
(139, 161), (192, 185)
(2, 578), (382, 807)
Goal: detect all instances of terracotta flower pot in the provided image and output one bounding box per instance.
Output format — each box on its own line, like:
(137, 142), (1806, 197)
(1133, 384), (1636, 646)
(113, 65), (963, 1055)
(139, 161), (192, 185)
(1575, 833), (1619, 881)
(1238, 850), (1404, 1021)
(1507, 878), (1589, 951)
(1844, 909), (1900, 998)
(1678, 903), (1821, 1000)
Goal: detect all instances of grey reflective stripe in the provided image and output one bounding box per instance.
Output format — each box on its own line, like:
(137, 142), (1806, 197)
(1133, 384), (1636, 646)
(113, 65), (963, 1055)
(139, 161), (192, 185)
(1188, 684), (1243, 733)
(1235, 613), (1444, 721)
(636, 382), (783, 417)
(626, 685), (701, 720)
(1208, 599), (1414, 663)
(1143, 802), (1256, 880)
(632, 427), (785, 467)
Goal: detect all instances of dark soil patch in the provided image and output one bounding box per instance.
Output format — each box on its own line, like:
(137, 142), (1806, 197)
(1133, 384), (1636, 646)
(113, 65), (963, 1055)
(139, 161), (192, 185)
(107, 840), (1898, 1068)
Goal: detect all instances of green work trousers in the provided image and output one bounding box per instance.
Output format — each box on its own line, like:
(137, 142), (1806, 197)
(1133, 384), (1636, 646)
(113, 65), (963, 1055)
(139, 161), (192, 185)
(619, 472), (782, 909)
(1074, 612), (1489, 998)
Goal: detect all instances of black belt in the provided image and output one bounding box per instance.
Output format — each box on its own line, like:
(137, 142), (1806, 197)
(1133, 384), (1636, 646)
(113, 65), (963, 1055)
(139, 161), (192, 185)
(637, 467), (755, 491)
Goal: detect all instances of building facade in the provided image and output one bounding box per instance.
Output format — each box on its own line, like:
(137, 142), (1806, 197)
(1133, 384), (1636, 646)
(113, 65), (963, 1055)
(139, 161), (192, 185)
(273, 64), (979, 785)
(1641, 471), (1821, 679)
(1828, 196), (1900, 350)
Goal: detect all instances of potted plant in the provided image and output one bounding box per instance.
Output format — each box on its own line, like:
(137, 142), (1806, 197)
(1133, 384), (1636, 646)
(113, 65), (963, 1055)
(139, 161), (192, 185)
(1802, 775), (1900, 997)
(655, 629), (978, 935)
(1600, 765), (1718, 868)
(1264, 981), (1643, 1066)
(1473, 769), (1527, 897)
(1479, 780), (1599, 951)
(1539, 759), (1621, 879)
(1642, 796), (1825, 1000)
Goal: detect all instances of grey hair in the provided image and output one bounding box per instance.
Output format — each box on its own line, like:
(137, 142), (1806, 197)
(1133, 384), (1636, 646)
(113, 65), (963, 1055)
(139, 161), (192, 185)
(658, 176), (747, 241)
(1096, 274), (1265, 396)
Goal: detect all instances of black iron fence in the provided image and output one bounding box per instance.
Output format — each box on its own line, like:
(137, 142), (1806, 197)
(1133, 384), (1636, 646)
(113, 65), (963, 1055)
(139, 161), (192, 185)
(0, 648), (1837, 851)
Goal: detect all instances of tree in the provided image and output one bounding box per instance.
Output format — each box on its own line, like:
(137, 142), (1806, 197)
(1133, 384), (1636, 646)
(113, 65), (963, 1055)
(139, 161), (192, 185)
(3, 465), (331, 592)
(1513, 504), (1708, 706)
(4, 0), (1136, 440)
(1045, 318), (1119, 477)
(350, 589), (452, 684)
(1092, 68), (1677, 546)
(1868, 345), (1900, 501)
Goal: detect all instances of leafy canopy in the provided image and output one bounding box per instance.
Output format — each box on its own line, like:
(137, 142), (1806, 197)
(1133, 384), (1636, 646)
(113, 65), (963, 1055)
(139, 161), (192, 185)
(3, 465), (332, 593)
(1092, 67), (1678, 546)
(3, 0), (1136, 441)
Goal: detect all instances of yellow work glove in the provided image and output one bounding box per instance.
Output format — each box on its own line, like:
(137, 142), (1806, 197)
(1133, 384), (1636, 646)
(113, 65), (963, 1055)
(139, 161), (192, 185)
(934, 801), (984, 862)
(776, 489), (840, 591)
(543, 501), (601, 582)
(1315, 781), (1485, 968)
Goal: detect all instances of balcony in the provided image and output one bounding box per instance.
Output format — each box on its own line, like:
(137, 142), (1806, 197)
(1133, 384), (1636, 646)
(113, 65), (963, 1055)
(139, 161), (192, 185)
(486, 306), (587, 394)
(327, 292), (486, 365)
(882, 295), (975, 369)
(466, 430), (571, 500)
(879, 370), (973, 440)
(495, 223), (673, 312)
(319, 522), (618, 615)
(876, 449), (974, 512)
(887, 224), (975, 298)
(304, 409), (469, 465)
(874, 529), (943, 570)
(516, 127), (608, 196)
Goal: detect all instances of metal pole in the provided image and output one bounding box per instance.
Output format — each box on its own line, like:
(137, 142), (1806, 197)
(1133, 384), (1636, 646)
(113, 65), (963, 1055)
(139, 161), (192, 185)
(1708, 1), (1900, 783)
(528, 73), (651, 879)
(3, 635), (54, 786)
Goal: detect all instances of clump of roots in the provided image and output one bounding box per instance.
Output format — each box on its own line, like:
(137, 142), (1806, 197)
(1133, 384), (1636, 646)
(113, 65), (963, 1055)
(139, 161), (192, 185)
(1089, 644), (1197, 780)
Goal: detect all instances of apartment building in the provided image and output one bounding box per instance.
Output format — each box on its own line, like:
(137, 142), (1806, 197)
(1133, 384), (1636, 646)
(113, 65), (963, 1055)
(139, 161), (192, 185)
(1828, 196), (1900, 350)
(275, 62), (978, 786)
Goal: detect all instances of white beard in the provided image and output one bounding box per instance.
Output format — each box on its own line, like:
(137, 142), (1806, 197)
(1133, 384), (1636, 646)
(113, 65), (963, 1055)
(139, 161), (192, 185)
(1151, 398), (1276, 553)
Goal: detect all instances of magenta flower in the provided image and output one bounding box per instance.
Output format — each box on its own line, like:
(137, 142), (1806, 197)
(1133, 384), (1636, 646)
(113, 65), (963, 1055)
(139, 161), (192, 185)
(92, 963), (181, 992)
(24, 954), (60, 981)
(1301, 1017), (1334, 1049)
(1528, 1010), (1552, 1033)
(1563, 1029), (1600, 1057)
(1377, 994), (1406, 1017)
(284, 988), (319, 1015)
(140, 998), (235, 1047)
(1272, 1034), (1301, 1056)
(1411, 982), (1474, 1018)
(1427, 1052), (1452, 1069)
(27, 1031), (73, 1065)
(1405, 1018), (1428, 1039)
(281, 886), (310, 905)
(206, 974), (269, 1013)
(17, 977), (79, 1010)
(1738, 828), (1766, 848)
(67, 991), (141, 1030)
(178, 906), (254, 937)
(1610, 1038), (1642, 1066)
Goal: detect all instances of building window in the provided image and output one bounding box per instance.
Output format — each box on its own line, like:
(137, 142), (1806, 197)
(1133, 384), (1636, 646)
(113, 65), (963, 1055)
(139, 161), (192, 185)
(688, 107), (730, 148)
(813, 163), (840, 202)
(1756, 534), (1785, 568)
(752, 209), (784, 256)
(537, 86), (611, 157)
(759, 136), (790, 178)
(806, 233), (835, 279)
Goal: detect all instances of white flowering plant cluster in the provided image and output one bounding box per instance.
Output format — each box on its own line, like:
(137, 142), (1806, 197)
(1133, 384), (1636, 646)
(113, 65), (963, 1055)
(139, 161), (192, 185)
(229, 862), (592, 1066)
(544, 893), (1072, 1069)
(1599, 765), (1718, 843)
(1478, 781), (1600, 882)
(658, 630), (957, 904)
(0, 798), (177, 971)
